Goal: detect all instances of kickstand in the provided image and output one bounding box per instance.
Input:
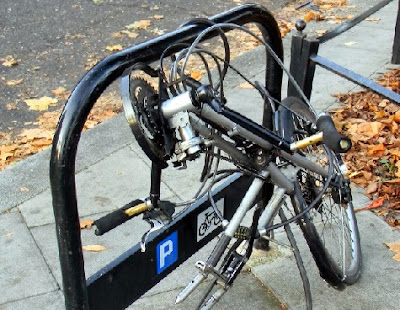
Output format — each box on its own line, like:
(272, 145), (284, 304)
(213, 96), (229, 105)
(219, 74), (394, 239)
(279, 208), (312, 310)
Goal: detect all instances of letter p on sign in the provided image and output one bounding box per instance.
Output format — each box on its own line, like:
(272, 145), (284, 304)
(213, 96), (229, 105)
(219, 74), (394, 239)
(156, 231), (178, 274)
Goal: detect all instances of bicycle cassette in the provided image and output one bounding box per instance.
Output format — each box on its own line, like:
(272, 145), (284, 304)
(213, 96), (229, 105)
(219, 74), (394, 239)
(121, 76), (167, 167)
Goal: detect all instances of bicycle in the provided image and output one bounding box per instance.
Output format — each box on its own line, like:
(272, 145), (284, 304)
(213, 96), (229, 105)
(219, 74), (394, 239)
(69, 10), (361, 310)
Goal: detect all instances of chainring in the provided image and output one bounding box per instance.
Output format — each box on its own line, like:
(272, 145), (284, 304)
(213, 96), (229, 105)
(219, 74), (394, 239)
(125, 77), (167, 167)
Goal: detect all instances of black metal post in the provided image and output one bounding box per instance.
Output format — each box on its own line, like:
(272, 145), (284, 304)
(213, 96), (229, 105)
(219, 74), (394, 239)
(288, 20), (320, 100)
(392, 0), (400, 64)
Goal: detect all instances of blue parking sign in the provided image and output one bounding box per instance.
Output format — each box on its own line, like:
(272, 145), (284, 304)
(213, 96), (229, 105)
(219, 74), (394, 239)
(156, 231), (178, 274)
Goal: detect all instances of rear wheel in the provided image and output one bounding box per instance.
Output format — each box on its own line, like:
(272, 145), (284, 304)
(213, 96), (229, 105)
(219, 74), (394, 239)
(278, 96), (361, 288)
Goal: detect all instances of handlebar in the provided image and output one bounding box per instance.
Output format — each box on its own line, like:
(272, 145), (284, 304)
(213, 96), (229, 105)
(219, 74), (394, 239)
(316, 113), (352, 153)
(94, 199), (147, 235)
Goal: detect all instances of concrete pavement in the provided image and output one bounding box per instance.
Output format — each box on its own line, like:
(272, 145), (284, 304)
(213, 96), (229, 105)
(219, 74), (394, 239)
(1, 0), (400, 309)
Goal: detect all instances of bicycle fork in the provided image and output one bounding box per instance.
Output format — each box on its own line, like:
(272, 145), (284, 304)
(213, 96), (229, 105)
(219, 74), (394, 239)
(176, 164), (293, 308)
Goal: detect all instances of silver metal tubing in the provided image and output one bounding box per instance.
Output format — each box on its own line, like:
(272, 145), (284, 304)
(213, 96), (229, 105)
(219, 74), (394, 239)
(267, 162), (294, 194)
(161, 91), (195, 119)
(199, 104), (273, 151)
(190, 115), (256, 168)
(224, 170), (269, 237)
(281, 151), (329, 178)
(257, 187), (286, 232)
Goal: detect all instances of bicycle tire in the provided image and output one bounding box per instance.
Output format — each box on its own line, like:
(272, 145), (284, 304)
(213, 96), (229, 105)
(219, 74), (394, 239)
(278, 97), (362, 288)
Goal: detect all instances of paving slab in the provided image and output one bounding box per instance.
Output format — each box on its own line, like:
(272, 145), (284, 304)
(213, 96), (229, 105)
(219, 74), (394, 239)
(0, 291), (65, 310)
(0, 211), (58, 305)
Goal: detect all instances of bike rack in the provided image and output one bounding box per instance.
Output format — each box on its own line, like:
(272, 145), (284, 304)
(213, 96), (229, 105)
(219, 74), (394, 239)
(50, 4), (283, 310)
(288, 0), (400, 104)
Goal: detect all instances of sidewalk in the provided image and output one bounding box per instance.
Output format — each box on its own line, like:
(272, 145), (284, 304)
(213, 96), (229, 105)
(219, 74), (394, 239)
(1, 1), (400, 309)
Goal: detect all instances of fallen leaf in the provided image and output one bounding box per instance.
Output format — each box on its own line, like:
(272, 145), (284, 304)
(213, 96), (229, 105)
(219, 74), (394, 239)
(1, 55), (18, 67)
(190, 71), (203, 81)
(80, 219), (95, 229)
(151, 28), (165, 35)
(384, 241), (400, 262)
(51, 87), (68, 97)
(365, 182), (378, 194)
(365, 17), (381, 22)
(355, 196), (385, 213)
(24, 97), (58, 111)
(152, 15), (164, 20)
(6, 103), (18, 110)
(395, 161), (400, 178)
(125, 20), (152, 30)
(316, 29), (328, 36)
(105, 44), (123, 52)
(367, 143), (386, 155)
(237, 82), (254, 89)
(20, 187), (29, 192)
(304, 11), (323, 22)
(82, 245), (107, 252)
(5, 79), (23, 86)
(18, 128), (54, 140)
(0, 145), (15, 161)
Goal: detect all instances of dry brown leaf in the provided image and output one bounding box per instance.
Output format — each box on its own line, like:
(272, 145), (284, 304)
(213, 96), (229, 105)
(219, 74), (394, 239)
(5, 79), (23, 86)
(6, 103), (18, 110)
(1, 55), (19, 67)
(384, 241), (400, 262)
(365, 17), (381, 22)
(367, 143), (386, 156)
(18, 128), (53, 141)
(125, 20), (152, 30)
(237, 82), (254, 89)
(152, 15), (164, 20)
(80, 219), (95, 229)
(190, 71), (203, 81)
(82, 245), (107, 252)
(105, 44), (123, 52)
(24, 97), (58, 111)
(51, 87), (68, 98)
(0, 145), (15, 161)
(304, 11), (323, 23)
(395, 161), (400, 178)
(365, 182), (378, 194)
(316, 29), (328, 36)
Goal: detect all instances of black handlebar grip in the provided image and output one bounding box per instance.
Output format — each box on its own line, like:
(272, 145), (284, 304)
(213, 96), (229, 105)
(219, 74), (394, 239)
(316, 114), (352, 153)
(94, 199), (143, 235)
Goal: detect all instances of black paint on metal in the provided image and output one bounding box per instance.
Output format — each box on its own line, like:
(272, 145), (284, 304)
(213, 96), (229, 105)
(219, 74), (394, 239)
(310, 54), (400, 104)
(392, 0), (400, 64)
(50, 4), (283, 310)
(317, 0), (393, 44)
(288, 38), (320, 100)
(86, 175), (253, 310)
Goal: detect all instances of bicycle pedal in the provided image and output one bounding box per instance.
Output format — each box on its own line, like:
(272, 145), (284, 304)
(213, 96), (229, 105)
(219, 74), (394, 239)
(233, 226), (248, 240)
